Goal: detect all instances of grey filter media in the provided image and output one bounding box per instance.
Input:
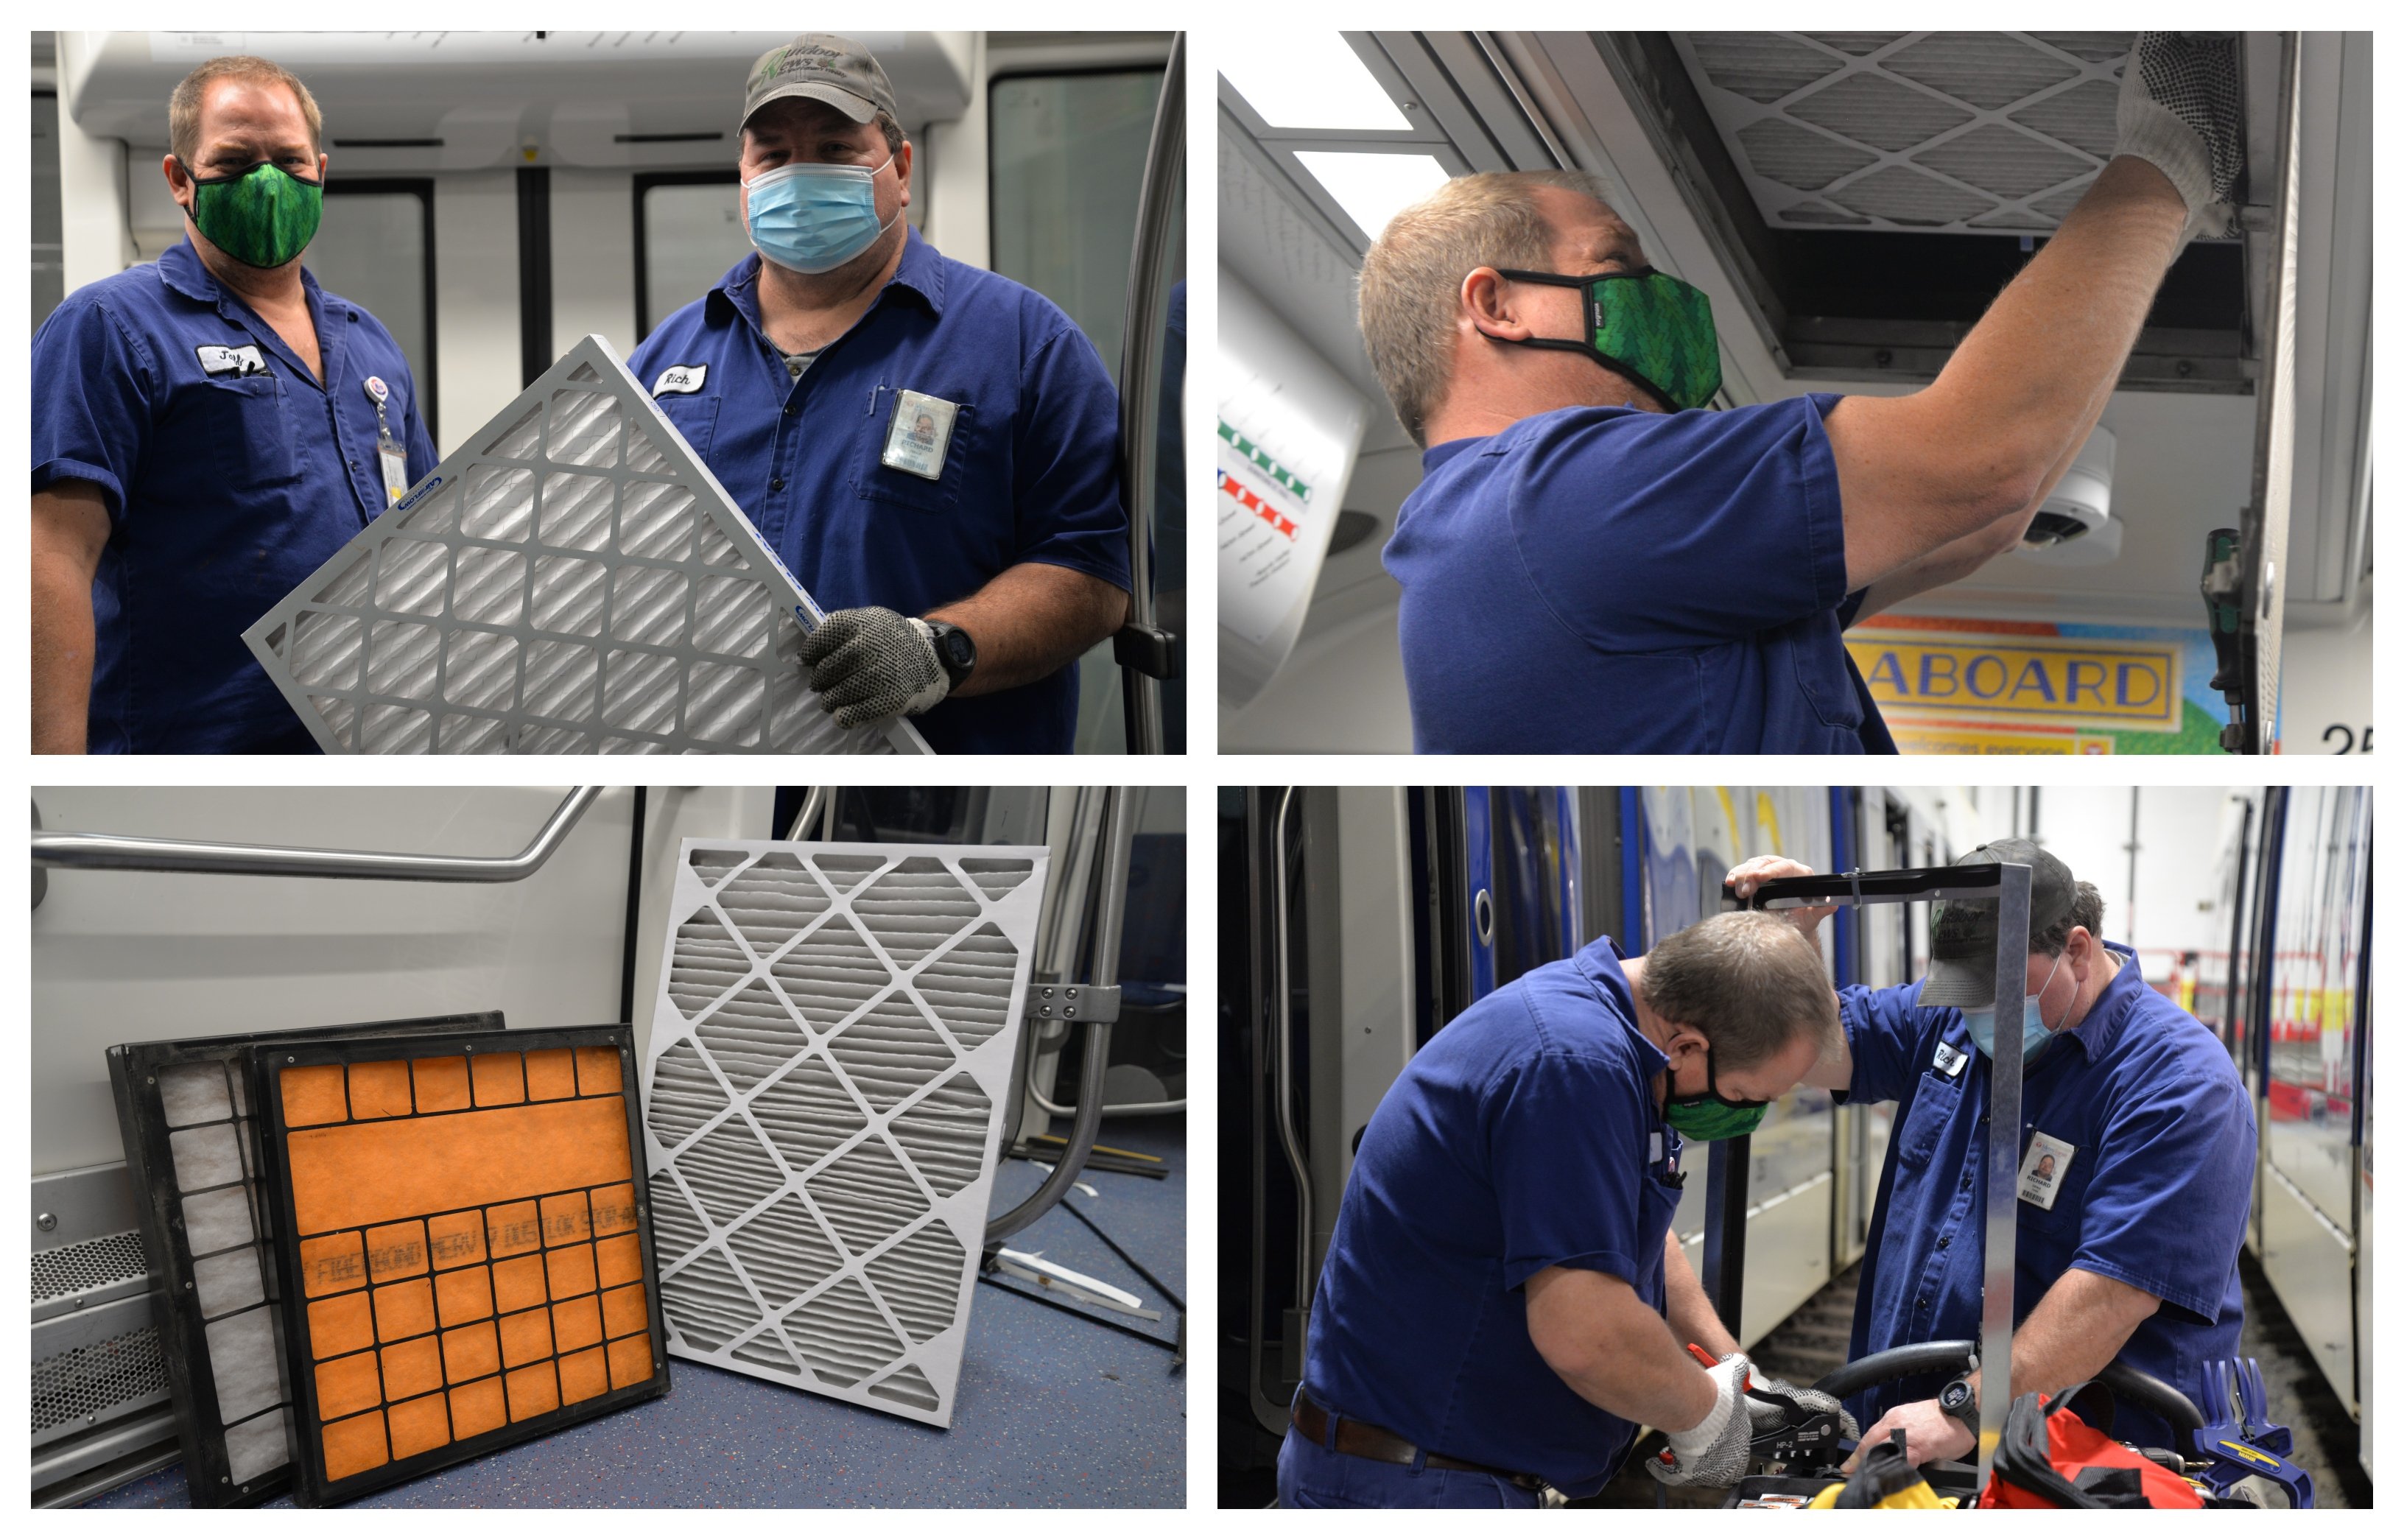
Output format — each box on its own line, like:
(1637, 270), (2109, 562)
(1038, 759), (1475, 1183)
(243, 335), (930, 755)
(642, 840), (1046, 1426)
(1673, 32), (2137, 234)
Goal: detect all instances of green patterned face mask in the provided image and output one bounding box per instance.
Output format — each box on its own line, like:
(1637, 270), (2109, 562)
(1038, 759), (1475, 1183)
(180, 159), (323, 270)
(1489, 267), (1722, 412)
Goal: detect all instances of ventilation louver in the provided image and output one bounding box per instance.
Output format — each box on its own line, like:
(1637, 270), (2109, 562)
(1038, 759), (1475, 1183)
(251, 1024), (667, 1505)
(103, 1013), (507, 1507)
(1673, 32), (2137, 235)
(242, 335), (931, 756)
(642, 840), (1047, 1427)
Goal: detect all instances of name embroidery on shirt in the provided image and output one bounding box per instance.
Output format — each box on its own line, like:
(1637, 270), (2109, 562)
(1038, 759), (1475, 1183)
(652, 363), (709, 396)
(196, 343), (270, 378)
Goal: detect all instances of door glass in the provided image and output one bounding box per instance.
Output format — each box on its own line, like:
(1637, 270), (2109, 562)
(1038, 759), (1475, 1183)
(639, 177), (748, 342)
(32, 91), (64, 331)
(307, 188), (433, 440)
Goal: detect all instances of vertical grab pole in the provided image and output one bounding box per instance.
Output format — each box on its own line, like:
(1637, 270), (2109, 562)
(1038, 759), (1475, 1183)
(1114, 34), (1184, 753)
(1977, 862), (2032, 1487)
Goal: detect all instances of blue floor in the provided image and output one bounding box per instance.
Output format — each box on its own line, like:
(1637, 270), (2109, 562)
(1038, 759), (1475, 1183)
(91, 1115), (1186, 1508)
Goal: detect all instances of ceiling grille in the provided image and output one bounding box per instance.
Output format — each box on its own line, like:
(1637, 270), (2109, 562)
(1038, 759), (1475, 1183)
(643, 840), (1046, 1427)
(1672, 32), (2137, 234)
(245, 336), (929, 756)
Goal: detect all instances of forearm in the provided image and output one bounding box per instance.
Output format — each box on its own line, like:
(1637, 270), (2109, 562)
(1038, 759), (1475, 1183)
(1662, 1232), (1738, 1359)
(32, 553), (98, 754)
(926, 561), (1128, 696)
(1525, 1265), (1717, 1432)
(1972, 1266), (2160, 1407)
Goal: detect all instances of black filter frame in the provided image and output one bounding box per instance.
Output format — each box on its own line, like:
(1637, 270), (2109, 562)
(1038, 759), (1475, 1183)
(247, 1022), (671, 1507)
(105, 1012), (508, 1508)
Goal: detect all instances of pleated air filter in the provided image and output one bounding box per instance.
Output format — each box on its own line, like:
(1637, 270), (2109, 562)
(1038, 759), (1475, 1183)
(1672, 32), (2136, 234)
(242, 335), (931, 755)
(642, 840), (1047, 1426)
(252, 1024), (669, 1504)
(104, 1012), (507, 1507)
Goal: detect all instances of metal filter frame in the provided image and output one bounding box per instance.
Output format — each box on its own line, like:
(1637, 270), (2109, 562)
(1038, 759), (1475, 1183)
(242, 334), (930, 756)
(104, 1012), (507, 1508)
(642, 839), (1047, 1427)
(248, 1023), (670, 1506)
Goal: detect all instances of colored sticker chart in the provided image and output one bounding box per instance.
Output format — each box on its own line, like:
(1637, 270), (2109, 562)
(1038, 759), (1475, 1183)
(254, 1027), (668, 1505)
(1216, 374), (1346, 650)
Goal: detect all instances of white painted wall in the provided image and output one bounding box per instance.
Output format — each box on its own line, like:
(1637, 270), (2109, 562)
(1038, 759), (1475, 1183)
(549, 167), (639, 362)
(31, 785), (770, 1175)
(1969, 784), (2241, 967)
(2278, 619), (2375, 756)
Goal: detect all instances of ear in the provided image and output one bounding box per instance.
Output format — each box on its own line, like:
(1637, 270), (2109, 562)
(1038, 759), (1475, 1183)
(317, 150), (330, 183)
(164, 152), (191, 204)
(894, 140), (915, 208)
(1460, 267), (1535, 342)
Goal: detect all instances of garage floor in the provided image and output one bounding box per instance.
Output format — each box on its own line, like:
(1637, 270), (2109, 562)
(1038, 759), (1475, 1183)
(89, 1114), (1187, 1508)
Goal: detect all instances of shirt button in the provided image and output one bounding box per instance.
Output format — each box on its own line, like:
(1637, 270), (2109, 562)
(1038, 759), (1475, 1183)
(770, 477), (786, 491)
(1936, 1236), (1950, 1251)
(349, 460), (358, 470)
(1916, 1296), (1928, 1310)
(1961, 1175), (1973, 1192)
(784, 403), (796, 416)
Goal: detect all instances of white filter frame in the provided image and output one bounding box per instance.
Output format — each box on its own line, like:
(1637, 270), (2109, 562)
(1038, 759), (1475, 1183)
(243, 335), (930, 755)
(642, 839), (1047, 1427)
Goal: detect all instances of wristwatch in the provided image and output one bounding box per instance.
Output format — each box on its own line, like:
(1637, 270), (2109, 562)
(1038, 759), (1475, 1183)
(1938, 1374), (1977, 1424)
(921, 619), (977, 687)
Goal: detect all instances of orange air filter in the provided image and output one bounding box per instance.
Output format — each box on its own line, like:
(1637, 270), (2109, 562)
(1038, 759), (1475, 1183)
(252, 1024), (667, 1505)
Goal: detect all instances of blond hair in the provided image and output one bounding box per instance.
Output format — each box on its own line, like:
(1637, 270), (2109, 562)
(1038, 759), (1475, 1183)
(1355, 169), (1615, 446)
(169, 56), (324, 166)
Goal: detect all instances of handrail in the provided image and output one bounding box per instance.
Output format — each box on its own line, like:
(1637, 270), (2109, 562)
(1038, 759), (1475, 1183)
(1270, 787), (1313, 1312)
(1114, 32), (1184, 754)
(783, 786), (828, 842)
(31, 787), (599, 882)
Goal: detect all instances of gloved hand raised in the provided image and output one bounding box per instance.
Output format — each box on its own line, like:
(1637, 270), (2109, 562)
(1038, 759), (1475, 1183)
(798, 606), (951, 728)
(1652, 1351), (1758, 1488)
(2114, 32), (2245, 249)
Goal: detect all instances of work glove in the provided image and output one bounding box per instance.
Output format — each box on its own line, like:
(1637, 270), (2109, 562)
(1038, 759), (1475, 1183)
(2113, 32), (2246, 250)
(798, 606), (951, 728)
(1739, 1357), (1861, 1441)
(1652, 1351), (1758, 1488)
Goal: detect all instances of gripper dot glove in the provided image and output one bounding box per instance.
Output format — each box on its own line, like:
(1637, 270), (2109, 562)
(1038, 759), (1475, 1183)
(1652, 1352), (1757, 1488)
(2114, 32), (2246, 249)
(798, 606), (951, 728)
(1736, 1356), (1862, 1441)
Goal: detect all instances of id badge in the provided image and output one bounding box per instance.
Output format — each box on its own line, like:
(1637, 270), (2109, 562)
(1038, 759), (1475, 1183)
(881, 389), (958, 482)
(2017, 1131), (2077, 1210)
(378, 443), (410, 508)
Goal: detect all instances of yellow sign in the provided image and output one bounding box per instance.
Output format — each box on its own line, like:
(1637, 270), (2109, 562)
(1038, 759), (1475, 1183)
(1884, 724), (2117, 755)
(1848, 633), (2182, 731)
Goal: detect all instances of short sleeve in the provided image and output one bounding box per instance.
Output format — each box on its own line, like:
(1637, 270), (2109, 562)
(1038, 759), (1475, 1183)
(1009, 323), (1131, 589)
(1508, 393), (1849, 650)
(1485, 1047), (1656, 1292)
(1838, 982), (1931, 1106)
(31, 298), (155, 522)
(2070, 1070), (2254, 1321)
(398, 368), (438, 481)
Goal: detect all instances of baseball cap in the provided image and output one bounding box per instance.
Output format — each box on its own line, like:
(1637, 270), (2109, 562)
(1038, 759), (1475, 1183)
(1920, 838), (2079, 1008)
(742, 35), (902, 132)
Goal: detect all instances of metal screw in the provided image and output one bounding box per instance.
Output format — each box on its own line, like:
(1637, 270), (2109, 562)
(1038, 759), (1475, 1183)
(1040, 986), (1054, 998)
(1065, 1007), (1077, 1019)
(71, 1297), (84, 1309)
(147, 1076), (156, 1086)
(35, 1212), (56, 1232)
(287, 1056), (296, 1063)
(186, 1281), (194, 1290)
(222, 1478), (231, 1486)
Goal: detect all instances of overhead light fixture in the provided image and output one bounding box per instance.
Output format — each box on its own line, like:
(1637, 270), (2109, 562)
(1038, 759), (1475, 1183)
(244, 337), (930, 756)
(642, 840), (1046, 1427)
(104, 1013), (507, 1507)
(253, 1024), (668, 1504)
(1221, 34), (1412, 132)
(1295, 150), (1452, 245)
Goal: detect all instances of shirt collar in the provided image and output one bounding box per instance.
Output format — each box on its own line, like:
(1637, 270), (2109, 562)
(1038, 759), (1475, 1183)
(709, 225), (947, 334)
(2058, 941), (2143, 1060)
(1577, 935), (1670, 1078)
(158, 235), (327, 312)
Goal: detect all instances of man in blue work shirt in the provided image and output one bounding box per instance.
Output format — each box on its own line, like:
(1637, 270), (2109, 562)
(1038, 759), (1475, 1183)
(1729, 842), (2254, 1460)
(1282, 911), (1857, 1506)
(628, 35), (1130, 753)
(1358, 35), (2246, 752)
(31, 55), (436, 753)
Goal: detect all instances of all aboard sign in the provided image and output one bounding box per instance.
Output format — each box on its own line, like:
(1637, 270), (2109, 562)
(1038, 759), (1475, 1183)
(1847, 616), (2224, 753)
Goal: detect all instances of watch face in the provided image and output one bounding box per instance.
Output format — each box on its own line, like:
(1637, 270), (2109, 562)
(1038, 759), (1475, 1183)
(941, 630), (974, 669)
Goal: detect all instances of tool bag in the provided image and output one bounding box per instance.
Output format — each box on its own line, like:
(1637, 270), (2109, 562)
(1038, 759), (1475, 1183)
(1980, 1382), (2203, 1508)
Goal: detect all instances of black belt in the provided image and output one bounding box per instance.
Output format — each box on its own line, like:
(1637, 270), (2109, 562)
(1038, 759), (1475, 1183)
(1291, 1388), (1550, 1492)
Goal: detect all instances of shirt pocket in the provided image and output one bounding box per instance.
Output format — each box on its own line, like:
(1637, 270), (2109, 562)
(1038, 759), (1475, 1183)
(854, 384), (974, 516)
(203, 376), (300, 490)
(1898, 1069), (1964, 1164)
(652, 393), (720, 460)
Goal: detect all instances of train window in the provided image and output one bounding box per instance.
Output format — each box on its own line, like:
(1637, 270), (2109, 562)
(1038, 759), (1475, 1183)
(1489, 789), (1572, 991)
(633, 172), (746, 342)
(309, 183), (437, 443)
(32, 87), (63, 331)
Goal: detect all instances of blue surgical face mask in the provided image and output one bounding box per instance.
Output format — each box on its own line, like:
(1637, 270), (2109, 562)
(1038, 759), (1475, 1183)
(744, 153), (896, 274)
(1960, 953), (2065, 1065)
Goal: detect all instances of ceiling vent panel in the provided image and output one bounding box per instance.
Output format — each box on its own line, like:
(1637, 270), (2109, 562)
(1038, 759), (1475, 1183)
(250, 1025), (669, 1505)
(1672, 31), (2137, 235)
(102, 1014), (507, 1507)
(244, 336), (930, 756)
(642, 840), (1047, 1427)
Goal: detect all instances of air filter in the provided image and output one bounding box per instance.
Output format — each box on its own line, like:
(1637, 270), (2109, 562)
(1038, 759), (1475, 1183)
(251, 1024), (668, 1504)
(242, 334), (931, 756)
(104, 1012), (507, 1507)
(1673, 32), (2136, 234)
(642, 840), (1047, 1426)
